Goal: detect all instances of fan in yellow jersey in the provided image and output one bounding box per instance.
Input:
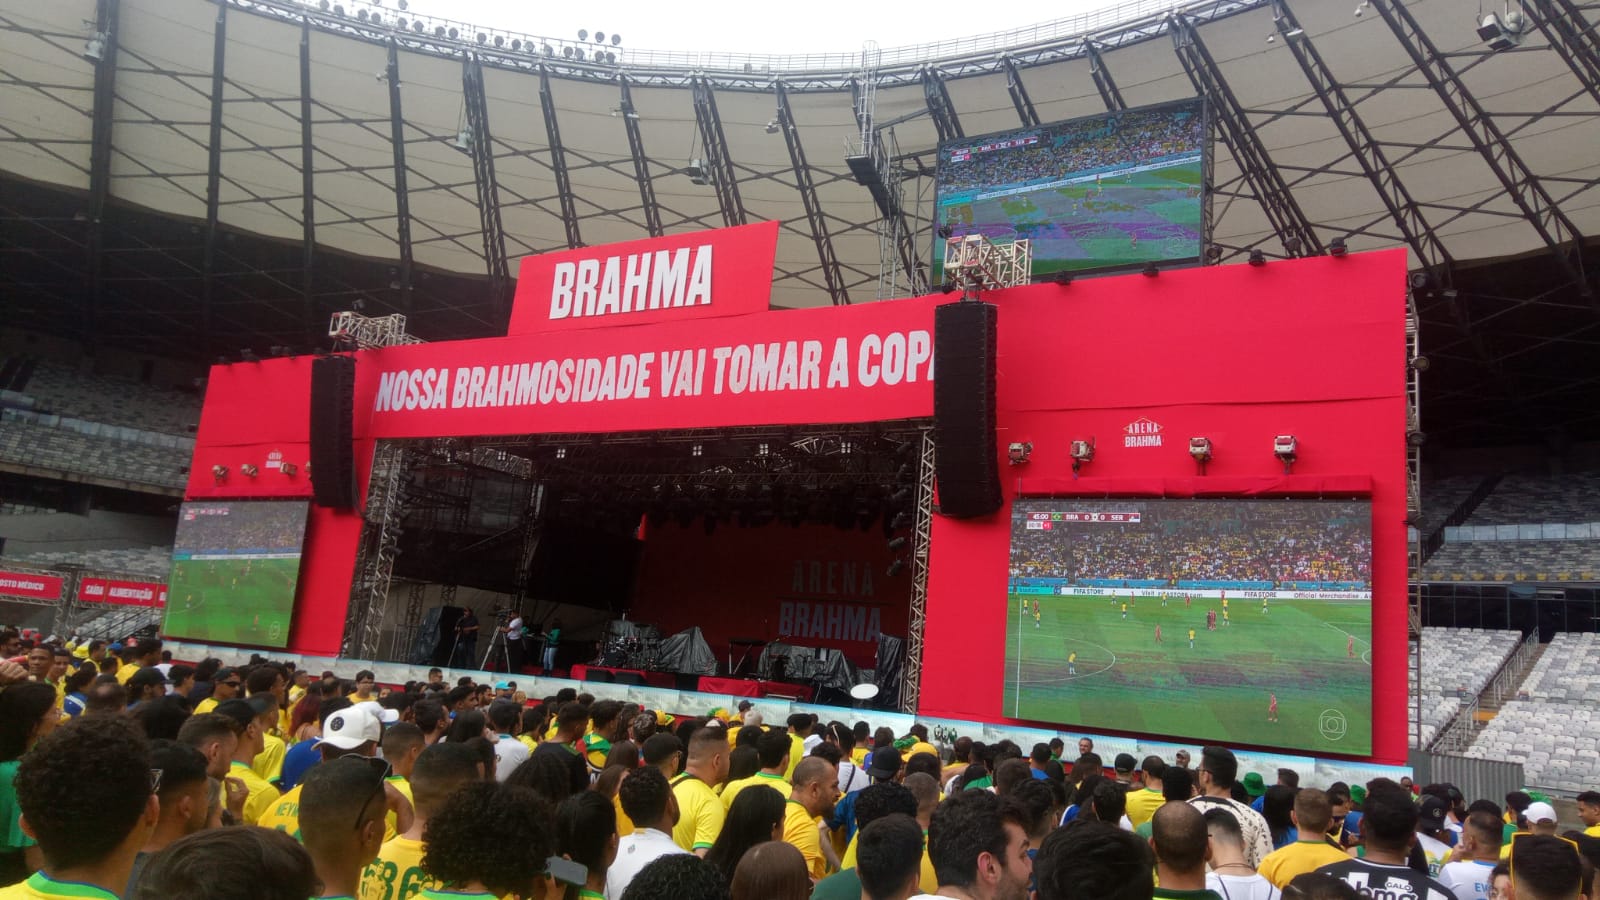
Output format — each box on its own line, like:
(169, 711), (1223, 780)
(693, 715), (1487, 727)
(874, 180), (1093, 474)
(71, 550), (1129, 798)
(417, 781), (561, 900)
(722, 729), (793, 809)
(582, 700), (627, 778)
(0, 717), (157, 900)
(783, 758), (842, 880)
(193, 667), (242, 715)
(299, 756), (390, 900)
(214, 698), (281, 826)
(360, 742), (483, 900)
(672, 727), (731, 855)
(257, 705), (413, 842)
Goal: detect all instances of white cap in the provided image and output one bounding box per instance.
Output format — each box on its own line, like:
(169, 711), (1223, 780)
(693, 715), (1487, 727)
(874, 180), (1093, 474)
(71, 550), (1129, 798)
(355, 700), (400, 725)
(322, 705), (384, 750)
(1525, 801), (1557, 824)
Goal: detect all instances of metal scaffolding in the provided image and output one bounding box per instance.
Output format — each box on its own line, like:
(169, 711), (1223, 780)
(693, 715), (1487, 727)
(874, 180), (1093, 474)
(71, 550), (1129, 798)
(900, 428), (936, 714)
(343, 441), (409, 659)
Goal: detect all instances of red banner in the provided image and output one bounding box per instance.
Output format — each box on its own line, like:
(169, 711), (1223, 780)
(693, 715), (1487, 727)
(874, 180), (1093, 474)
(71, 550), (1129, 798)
(366, 295), (938, 439)
(0, 570), (64, 602)
(78, 577), (168, 608)
(508, 222), (780, 335)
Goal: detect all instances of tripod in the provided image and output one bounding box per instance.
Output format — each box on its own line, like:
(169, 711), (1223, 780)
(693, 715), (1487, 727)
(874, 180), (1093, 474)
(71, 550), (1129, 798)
(479, 625), (512, 673)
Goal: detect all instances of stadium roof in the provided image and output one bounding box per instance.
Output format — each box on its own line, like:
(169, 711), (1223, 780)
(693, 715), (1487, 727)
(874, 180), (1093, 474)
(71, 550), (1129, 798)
(1, 0), (1598, 445)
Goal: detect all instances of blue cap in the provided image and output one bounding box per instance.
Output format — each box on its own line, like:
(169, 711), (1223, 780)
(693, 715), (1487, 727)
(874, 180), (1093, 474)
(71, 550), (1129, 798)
(108, 642), (124, 651)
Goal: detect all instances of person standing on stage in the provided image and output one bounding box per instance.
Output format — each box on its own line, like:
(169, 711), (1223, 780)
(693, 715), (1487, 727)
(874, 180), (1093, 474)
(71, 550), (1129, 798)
(542, 619), (563, 674)
(454, 609), (479, 669)
(499, 611), (527, 673)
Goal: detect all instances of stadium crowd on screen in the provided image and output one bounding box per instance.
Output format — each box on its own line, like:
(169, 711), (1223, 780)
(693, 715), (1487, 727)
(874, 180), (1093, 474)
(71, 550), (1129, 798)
(1, 629), (1598, 900)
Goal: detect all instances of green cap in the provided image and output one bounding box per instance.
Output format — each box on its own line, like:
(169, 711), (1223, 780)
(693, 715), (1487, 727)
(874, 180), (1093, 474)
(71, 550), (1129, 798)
(1242, 772), (1267, 798)
(1349, 784), (1367, 805)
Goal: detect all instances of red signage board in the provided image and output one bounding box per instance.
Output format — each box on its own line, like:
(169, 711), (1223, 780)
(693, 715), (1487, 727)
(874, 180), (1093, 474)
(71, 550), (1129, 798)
(508, 222), (780, 335)
(0, 570), (64, 602)
(78, 577), (168, 608)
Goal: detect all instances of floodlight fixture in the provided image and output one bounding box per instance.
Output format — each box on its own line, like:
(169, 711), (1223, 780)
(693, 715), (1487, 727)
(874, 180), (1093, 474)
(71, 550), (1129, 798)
(453, 129), (473, 153)
(1189, 436), (1213, 474)
(1007, 442), (1033, 466)
(83, 33), (106, 61)
(1478, 11), (1527, 51)
(691, 443), (704, 457)
(1409, 355), (1430, 372)
(280, 462), (299, 477)
(1273, 434), (1297, 473)
(686, 159), (710, 185)
(755, 441), (770, 457)
(447, 27), (458, 39)
(1070, 438), (1095, 475)
(1204, 245), (1223, 263)
(611, 33), (622, 45)
(351, 297), (366, 311)
(554, 447), (568, 460)
(397, 0), (407, 8)
(1354, 1), (1369, 15)
(476, 32), (487, 44)
(1328, 236), (1348, 257)
(765, 119), (781, 134)
(240, 463), (260, 478)
(595, 31), (606, 43)
(886, 558), (906, 577)
(937, 223), (953, 239)
(1248, 249), (1267, 267)
(1283, 236), (1302, 255)
(887, 536), (909, 551)
(578, 29), (588, 40)
(211, 464), (229, 481)
(1406, 430), (1427, 448)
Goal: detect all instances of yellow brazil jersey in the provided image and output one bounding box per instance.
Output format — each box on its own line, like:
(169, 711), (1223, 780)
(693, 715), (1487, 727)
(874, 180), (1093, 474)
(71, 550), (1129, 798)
(850, 746), (868, 767)
(721, 771), (789, 810)
(232, 760), (281, 826)
(114, 664), (138, 686)
(784, 734), (804, 781)
(0, 872), (119, 900)
(782, 799), (827, 880)
(1587, 824), (1600, 837)
(839, 831), (937, 894)
(360, 836), (438, 900)
(253, 732), (286, 784)
(614, 793), (635, 837)
(258, 782), (400, 843)
(1257, 840), (1353, 888)
(1125, 787), (1165, 829)
(194, 696), (219, 715)
(386, 775), (413, 810)
(671, 774), (725, 852)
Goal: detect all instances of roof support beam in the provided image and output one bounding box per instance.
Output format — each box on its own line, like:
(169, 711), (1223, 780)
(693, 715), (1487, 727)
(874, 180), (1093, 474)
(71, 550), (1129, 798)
(84, 0), (122, 348)
(1084, 40), (1127, 112)
(920, 67), (963, 142)
(537, 64), (582, 249)
(298, 18), (317, 344)
(775, 81), (849, 305)
(385, 40), (414, 311)
(691, 76), (747, 227)
(201, 2), (227, 352)
(1524, 0), (1600, 123)
(1000, 56), (1041, 126)
(461, 55), (510, 325)
(1170, 12), (1321, 257)
(1370, 0), (1590, 300)
(618, 78), (663, 238)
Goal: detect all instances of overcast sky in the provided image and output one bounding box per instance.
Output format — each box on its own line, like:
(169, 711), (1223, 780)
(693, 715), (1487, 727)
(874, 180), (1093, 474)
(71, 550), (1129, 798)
(387, 0), (1149, 56)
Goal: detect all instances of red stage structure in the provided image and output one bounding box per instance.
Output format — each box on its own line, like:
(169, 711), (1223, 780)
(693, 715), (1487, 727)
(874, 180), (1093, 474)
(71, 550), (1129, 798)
(185, 221), (1409, 763)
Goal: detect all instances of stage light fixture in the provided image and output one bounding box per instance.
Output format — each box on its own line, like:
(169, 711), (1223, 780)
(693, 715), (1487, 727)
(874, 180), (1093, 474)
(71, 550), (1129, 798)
(1204, 245), (1223, 263)
(1409, 355), (1430, 372)
(690, 443), (704, 457)
(889, 511), (910, 530)
(319, 0), (330, 8)
(887, 536), (909, 551)
(939, 280), (957, 294)
(1142, 262), (1160, 277)
(494, 35), (504, 47)
(1273, 434), (1297, 473)
(1248, 249), (1267, 267)
(611, 34), (622, 45)
(1007, 442), (1033, 466)
(1053, 271), (1073, 286)
(211, 464), (229, 481)
(765, 119), (781, 134)
(1328, 236), (1348, 257)
(397, 0), (407, 8)
(1406, 430), (1427, 448)
(1070, 438), (1095, 475)
(578, 29), (588, 40)
(886, 558), (906, 577)
(1354, 1), (1368, 15)
(595, 32), (606, 43)
(1408, 271), (1433, 291)
(1478, 10), (1527, 51)
(83, 33), (106, 61)
(891, 486), (912, 504)
(333, 4), (345, 16)
(357, 10), (369, 22)
(755, 441), (770, 457)
(937, 224), (953, 239)
(1189, 436), (1213, 474)
(447, 27), (458, 39)
(543, 44), (554, 55)
(240, 463), (260, 478)
(1283, 236), (1302, 255)
(453, 129), (473, 153)
(476, 32), (486, 44)
(554, 447), (568, 460)
(686, 159), (709, 185)
(510, 39), (520, 50)
(280, 462), (298, 477)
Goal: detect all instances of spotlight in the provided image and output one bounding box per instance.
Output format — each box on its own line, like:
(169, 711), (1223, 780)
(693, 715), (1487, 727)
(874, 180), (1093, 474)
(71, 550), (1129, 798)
(280, 462), (299, 477)
(1354, 1), (1368, 15)
(1283, 236), (1302, 255)
(887, 536), (909, 551)
(691, 443), (704, 457)
(611, 33), (622, 45)
(319, 0), (330, 8)
(604, 51), (617, 64)
(686, 158), (709, 185)
(1406, 430), (1427, 448)
(1328, 236), (1348, 257)
(577, 29), (588, 40)
(1409, 355), (1430, 372)
(509, 39), (520, 50)
(239, 348), (260, 362)
(755, 441), (770, 457)
(1007, 442), (1033, 466)
(397, 0), (407, 8)
(1205, 245), (1223, 263)
(595, 31), (606, 43)
(1273, 434), (1297, 473)
(211, 464), (229, 480)
(890, 486), (912, 504)
(765, 119), (781, 134)
(447, 27), (458, 39)
(543, 44), (554, 55)
(351, 297), (366, 311)
(357, 9), (369, 22)
(435, 25), (446, 37)
(1189, 436), (1213, 474)
(240, 463), (260, 478)
(937, 224), (953, 239)
(476, 32), (486, 44)
(886, 558), (906, 577)
(333, 4), (344, 15)
(1052, 271), (1073, 286)
(83, 33), (106, 61)
(1142, 262), (1159, 277)
(453, 129), (473, 153)
(554, 447), (568, 459)
(1477, 11), (1527, 51)
(1248, 249), (1267, 267)
(1070, 438), (1095, 475)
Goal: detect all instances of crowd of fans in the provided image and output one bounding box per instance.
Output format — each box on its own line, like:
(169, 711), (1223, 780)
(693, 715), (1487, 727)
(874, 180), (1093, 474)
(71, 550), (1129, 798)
(173, 503), (307, 555)
(1, 627), (1598, 900)
(1010, 509), (1371, 587)
(938, 108), (1204, 195)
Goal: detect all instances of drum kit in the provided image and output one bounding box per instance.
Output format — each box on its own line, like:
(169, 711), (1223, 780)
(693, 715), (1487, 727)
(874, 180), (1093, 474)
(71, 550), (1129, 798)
(599, 619), (662, 670)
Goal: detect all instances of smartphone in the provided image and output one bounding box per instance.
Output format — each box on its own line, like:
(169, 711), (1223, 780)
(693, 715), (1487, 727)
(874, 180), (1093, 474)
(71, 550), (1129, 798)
(545, 856), (588, 887)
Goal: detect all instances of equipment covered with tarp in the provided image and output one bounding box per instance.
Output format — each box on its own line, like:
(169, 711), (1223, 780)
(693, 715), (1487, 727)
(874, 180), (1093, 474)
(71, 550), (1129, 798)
(656, 626), (716, 675)
(757, 641), (861, 693)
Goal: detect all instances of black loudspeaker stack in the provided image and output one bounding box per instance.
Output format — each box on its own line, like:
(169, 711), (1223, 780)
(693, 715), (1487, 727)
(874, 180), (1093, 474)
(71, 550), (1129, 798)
(309, 355), (358, 509)
(933, 300), (1002, 518)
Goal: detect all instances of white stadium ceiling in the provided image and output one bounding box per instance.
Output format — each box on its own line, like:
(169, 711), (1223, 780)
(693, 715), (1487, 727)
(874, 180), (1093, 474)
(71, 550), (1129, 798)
(1, 0), (1599, 442)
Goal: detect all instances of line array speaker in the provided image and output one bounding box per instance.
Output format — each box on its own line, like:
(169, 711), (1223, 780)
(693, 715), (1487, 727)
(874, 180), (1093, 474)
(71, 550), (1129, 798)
(933, 300), (1002, 518)
(310, 355), (358, 509)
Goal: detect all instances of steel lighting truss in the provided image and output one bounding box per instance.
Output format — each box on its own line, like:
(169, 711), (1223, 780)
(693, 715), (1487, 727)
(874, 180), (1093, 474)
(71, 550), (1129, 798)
(328, 311), (425, 349)
(2, 0), (1599, 446)
(943, 234), (1033, 292)
(343, 440), (410, 659)
(900, 428), (936, 714)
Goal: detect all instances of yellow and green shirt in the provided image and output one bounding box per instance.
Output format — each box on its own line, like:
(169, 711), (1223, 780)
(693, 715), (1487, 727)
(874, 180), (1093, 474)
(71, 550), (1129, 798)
(671, 774), (725, 852)
(253, 732), (287, 784)
(720, 771), (788, 810)
(0, 872), (118, 900)
(782, 799), (827, 880)
(360, 836), (436, 900)
(232, 759), (281, 826)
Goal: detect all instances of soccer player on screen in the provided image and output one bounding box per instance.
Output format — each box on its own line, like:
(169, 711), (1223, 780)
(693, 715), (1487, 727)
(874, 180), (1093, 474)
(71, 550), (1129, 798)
(1222, 609), (1230, 628)
(1120, 602), (1128, 620)
(1067, 652), (1077, 675)
(1262, 597), (1270, 615)
(1347, 635), (1356, 658)
(1268, 693), (1279, 723)
(1154, 624), (1163, 644)
(1188, 628), (1196, 649)
(1185, 594), (1191, 608)
(1221, 596), (1228, 611)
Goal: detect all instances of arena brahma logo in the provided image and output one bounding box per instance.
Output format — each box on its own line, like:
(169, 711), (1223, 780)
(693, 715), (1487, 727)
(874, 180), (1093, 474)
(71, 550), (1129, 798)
(1124, 417), (1163, 448)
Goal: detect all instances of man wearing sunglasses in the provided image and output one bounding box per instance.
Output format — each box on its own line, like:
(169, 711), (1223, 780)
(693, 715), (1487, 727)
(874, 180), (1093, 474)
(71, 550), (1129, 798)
(300, 756), (390, 900)
(193, 668), (241, 715)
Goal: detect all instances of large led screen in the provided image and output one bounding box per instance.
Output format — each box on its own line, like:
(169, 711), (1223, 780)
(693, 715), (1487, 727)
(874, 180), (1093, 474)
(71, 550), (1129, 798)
(1005, 499), (1372, 755)
(933, 99), (1206, 281)
(163, 501), (309, 649)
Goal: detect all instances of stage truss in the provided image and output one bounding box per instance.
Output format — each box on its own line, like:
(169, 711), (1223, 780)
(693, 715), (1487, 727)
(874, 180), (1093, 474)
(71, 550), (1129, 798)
(901, 428), (936, 714)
